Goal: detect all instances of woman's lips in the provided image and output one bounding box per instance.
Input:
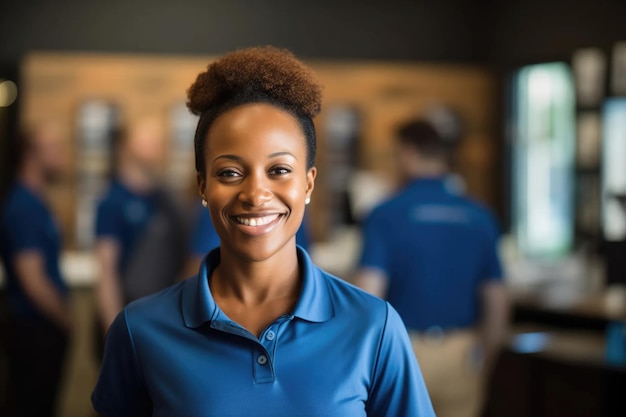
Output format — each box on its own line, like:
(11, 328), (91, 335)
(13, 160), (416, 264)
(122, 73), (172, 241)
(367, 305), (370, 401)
(234, 213), (281, 227)
(231, 213), (284, 236)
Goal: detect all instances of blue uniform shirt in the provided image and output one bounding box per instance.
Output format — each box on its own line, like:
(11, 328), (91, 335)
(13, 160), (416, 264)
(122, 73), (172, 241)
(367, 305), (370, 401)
(0, 183), (68, 319)
(92, 248), (434, 417)
(359, 177), (503, 331)
(189, 206), (221, 257)
(95, 180), (156, 273)
(191, 207), (312, 256)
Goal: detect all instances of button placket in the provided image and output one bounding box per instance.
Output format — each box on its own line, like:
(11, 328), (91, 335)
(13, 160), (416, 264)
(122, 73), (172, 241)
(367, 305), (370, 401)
(261, 327), (278, 358)
(252, 346), (274, 383)
(252, 326), (279, 383)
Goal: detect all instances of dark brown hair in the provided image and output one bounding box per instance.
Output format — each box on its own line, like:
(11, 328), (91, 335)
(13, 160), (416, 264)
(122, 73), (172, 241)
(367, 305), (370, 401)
(396, 119), (448, 159)
(187, 46), (323, 174)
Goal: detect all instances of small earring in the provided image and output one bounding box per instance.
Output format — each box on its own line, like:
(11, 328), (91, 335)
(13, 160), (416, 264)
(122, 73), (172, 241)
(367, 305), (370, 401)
(305, 197), (311, 205)
(201, 199), (208, 208)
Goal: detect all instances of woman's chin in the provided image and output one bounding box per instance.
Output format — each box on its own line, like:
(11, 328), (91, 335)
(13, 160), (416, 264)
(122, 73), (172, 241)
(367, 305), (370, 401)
(224, 238), (295, 264)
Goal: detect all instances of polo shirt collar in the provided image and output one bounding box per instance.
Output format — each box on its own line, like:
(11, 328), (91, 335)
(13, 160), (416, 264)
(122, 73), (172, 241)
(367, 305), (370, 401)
(407, 176), (447, 189)
(181, 249), (219, 328)
(292, 247), (335, 323)
(182, 246), (334, 329)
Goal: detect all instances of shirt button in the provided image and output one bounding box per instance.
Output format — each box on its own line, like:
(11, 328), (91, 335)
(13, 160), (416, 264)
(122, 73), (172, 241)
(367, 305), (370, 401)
(257, 355), (268, 365)
(265, 330), (275, 341)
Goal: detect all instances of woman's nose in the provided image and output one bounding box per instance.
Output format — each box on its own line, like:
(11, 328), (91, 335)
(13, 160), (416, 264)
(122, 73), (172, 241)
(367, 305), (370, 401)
(238, 173), (272, 206)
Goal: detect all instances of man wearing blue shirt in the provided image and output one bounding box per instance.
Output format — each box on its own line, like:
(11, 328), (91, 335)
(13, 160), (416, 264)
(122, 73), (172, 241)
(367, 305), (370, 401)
(356, 119), (509, 417)
(92, 248), (435, 417)
(0, 125), (72, 417)
(95, 119), (187, 335)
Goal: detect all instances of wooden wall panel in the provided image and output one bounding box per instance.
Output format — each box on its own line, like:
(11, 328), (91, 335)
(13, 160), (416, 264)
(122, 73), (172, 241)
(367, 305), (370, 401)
(20, 52), (496, 245)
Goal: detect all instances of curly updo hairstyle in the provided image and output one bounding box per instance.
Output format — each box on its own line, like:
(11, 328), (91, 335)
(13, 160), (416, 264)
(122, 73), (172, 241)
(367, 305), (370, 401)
(187, 46), (323, 175)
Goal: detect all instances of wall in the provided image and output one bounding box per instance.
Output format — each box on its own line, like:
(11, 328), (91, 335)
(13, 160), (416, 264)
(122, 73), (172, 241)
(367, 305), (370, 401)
(0, 0), (487, 71)
(487, 0), (626, 68)
(21, 53), (497, 244)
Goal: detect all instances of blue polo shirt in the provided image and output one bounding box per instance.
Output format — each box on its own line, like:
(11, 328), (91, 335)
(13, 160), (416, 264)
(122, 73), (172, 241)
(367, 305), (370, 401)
(359, 177), (503, 332)
(95, 180), (156, 273)
(92, 248), (434, 417)
(0, 183), (68, 319)
(191, 207), (313, 256)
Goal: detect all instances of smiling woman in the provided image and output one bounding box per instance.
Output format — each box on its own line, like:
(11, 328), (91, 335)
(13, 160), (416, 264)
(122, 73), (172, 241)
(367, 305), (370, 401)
(91, 46), (435, 417)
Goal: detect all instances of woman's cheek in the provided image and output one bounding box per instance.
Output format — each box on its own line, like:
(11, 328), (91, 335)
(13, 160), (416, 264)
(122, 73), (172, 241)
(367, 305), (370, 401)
(282, 180), (306, 207)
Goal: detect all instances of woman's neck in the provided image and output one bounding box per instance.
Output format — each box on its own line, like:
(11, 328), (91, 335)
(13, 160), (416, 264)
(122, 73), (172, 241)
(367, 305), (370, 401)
(211, 243), (301, 307)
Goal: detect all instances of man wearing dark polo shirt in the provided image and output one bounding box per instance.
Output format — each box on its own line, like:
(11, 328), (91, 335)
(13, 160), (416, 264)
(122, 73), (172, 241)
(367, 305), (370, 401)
(0, 124), (72, 417)
(355, 119), (509, 417)
(95, 118), (187, 337)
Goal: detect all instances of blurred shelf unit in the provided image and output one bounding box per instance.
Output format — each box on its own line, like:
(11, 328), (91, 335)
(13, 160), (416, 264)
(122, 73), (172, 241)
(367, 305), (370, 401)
(508, 42), (626, 272)
(571, 47), (606, 243)
(571, 44), (626, 250)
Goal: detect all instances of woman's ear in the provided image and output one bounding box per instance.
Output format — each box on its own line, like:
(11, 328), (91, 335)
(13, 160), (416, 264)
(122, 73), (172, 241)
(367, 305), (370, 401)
(197, 172), (207, 200)
(305, 167), (317, 200)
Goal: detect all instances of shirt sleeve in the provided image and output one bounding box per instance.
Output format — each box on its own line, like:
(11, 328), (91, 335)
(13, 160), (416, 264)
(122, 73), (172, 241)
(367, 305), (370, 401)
(95, 197), (123, 241)
(92, 310), (152, 417)
(358, 210), (389, 273)
(190, 208), (220, 256)
(4, 206), (44, 254)
(366, 303), (435, 417)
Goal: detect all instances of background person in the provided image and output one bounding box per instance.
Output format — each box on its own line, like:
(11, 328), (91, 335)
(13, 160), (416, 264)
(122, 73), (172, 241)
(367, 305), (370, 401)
(0, 124), (72, 417)
(355, 119), (509, 417)
(94, 118), (188, 335)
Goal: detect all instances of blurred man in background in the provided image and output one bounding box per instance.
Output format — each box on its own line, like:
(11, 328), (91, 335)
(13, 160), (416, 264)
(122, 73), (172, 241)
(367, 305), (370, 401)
(94, 118), (187, 337)
(184, 204), (220, 278)
(0, 124), (72, 417)
(355, 119), (509, 417)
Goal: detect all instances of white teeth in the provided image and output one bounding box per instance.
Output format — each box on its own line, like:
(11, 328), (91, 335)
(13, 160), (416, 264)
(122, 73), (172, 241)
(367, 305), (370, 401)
(236, 214), (280, 227)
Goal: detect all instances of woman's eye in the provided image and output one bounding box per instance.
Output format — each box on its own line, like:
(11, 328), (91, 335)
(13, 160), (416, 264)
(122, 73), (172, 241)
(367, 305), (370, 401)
(270, 166), (292, 176)
(217, 169), (241, 178)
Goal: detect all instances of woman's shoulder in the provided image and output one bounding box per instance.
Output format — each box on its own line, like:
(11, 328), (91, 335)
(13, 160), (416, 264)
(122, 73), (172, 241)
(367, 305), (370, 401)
(123, 278), (190, 323)
(317, 268), (389, 318)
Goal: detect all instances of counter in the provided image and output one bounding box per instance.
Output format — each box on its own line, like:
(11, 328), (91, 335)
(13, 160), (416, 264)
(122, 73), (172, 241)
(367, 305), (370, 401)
(0, 251), (97, 288)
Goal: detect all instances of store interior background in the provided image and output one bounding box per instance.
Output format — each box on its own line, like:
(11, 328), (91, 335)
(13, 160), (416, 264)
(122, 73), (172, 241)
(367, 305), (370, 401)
(2, 1), (626, 416)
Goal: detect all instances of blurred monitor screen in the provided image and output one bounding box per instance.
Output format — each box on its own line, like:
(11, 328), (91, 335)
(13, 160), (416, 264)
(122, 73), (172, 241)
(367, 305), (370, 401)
(601, 98), (626, 241)
(511, 62), (576, 258)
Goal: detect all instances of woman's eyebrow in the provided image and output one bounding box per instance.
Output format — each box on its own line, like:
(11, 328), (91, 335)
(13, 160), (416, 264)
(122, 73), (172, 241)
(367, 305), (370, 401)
(213, 154), (241, 162)
(213, 152), (295, 163)
(268, 151), (296, 159)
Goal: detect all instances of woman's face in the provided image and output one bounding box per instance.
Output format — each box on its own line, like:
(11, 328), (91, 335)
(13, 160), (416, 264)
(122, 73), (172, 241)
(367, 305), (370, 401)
(199, 103), (316, 262)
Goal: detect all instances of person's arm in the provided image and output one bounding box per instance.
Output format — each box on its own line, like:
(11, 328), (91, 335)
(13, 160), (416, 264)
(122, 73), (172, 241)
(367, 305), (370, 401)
(96, 238), (124, 333)
(352, 268), (389, 299)
(355, 209), (391, 299)
(475, 211), (510, 372)
(479, 280), (510, 373)
(14, 250), (73, 331)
